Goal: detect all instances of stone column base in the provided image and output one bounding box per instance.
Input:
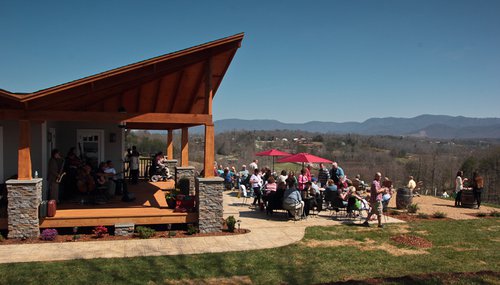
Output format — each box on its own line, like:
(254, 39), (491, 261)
(196, 177), (224, 233)
(176, 166), (196, 196)
(6, 179), (43, 239)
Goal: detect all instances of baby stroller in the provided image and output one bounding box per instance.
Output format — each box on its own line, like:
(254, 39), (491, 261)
(149, 154), (172, 182)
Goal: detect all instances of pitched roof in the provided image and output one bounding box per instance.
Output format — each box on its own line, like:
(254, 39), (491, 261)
(0, 33), (244, 129)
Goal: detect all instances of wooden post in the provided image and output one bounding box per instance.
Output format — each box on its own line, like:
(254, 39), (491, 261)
(202, 57), (215, 178)
(181, 127), (189, 167)
(166, 129), (173, 160)
(18, 120), (33, 180)
(203, 123), (215, 178)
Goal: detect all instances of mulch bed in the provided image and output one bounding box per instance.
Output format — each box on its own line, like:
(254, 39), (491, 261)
(0, 228), (250, 245)
(390, 234), (433, 248)
(315, 271), (500, 285)
(384, 211), (449, 222)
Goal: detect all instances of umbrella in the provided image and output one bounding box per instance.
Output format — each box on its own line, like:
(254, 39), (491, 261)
(255, 149), (291, 173)
(276, 152), (333, 168)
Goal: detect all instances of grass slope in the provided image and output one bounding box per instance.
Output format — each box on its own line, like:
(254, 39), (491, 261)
(0, 219), (498, 285)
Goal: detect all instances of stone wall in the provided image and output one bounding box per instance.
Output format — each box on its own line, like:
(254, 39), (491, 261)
(6, 179), (43, 239)
(196, 177), (224, 233)
(114, 223), (135, 236)
(176, 166), (195, 196)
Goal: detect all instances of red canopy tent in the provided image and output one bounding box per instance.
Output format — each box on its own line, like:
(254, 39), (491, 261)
(276, 152), (333, 168)
(255, 149), (291, 172)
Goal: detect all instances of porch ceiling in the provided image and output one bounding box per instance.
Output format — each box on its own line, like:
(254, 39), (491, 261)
(0, 33), (244, 129)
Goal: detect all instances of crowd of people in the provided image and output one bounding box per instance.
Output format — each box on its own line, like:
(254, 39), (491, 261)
(214, 159), (397, 226)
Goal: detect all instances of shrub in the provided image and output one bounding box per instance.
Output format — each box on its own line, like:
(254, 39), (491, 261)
(0, 234), (5, 242)
(136, 226), (156, 239)
(407, 203), (420, 214)
(186, 224), (198, 235)
(477, 212), (487, 217)
(40, 229), (58, 241)
(417, 213), (430, 219)
(168, 231), (177, 238)
(490, 210), (500, 217)
(93, 226), (108, 238)
(432, 211), (447, 219)
(225, 216), (237, 232)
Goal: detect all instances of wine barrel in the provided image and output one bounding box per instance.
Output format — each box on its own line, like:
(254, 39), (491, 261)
(396, 188), (413, 209)
(461, 190), (477, 208)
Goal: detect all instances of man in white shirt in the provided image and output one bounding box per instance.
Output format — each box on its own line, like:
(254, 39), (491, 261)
(407, 176), (419, 196)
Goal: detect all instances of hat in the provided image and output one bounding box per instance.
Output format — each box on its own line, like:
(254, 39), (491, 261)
(311, 177), (318, 182)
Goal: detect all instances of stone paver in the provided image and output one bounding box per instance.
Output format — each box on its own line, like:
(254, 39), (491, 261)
(0, 190), (408, 264)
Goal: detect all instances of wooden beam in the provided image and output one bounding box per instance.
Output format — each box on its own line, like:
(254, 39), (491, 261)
(181, 127), (189, 167)
(0, 110), (212, 124)
(205, 57), (213, 115)
(167, 129), (174, 160)
(185, 60), (207, 113)
(203, 123), (215, 178)
(18, 120), (32, 180)
(168, 71), (184, 113)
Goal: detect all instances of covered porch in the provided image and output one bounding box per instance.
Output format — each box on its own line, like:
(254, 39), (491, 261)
(0, 33), (244, 237)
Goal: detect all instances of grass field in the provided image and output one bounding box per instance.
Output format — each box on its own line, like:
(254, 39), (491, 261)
(0, 219), (498, 285)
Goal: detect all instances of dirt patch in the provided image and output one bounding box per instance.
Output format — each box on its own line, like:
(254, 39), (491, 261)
(0, 228), (250, 245)
(390, 234), (433, 248)
(164, 275), (253, 285)
(314, 270), (500, 285)
(303, 238), (428, 256)
(384, 211), (450, 222)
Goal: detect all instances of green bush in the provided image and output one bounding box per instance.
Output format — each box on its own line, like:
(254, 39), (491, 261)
(477, 212), (487, 217)
(186, 224), (198, 235)
(417, 213), (430, 219)
(432, 211), (447, 219)
(407, 203), (419, 214)
(168, 231), (177, 238)
(490, 210), (500, 217)
(136, 226), (156, 239)
(225, 216), (237, 232)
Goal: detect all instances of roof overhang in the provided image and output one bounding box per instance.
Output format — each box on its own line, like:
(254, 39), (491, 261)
(0, 33), (244, 129)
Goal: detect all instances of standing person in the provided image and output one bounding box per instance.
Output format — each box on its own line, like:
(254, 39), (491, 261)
(129, 146), (140, 184)
(472, 171), (484, 209)
(407, 176), (419, 196)
(282, 178), (304, 220)
(48, 149), (64, 202)
(329, 162), (345, 188)
(317, 163), (330, 187)
(363, 172), (385, 228)
(305, 164), (312, 182)
(248, 159), (259, 173)
(455, 170), (466, 207)
(297, 168), (309, 190)
(250, 168), (263, 207)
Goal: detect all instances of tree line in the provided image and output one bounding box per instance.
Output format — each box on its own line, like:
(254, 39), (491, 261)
(127, 129), (500, 204)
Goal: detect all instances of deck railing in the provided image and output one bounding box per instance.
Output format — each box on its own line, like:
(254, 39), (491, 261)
(122, 157), (153, 180)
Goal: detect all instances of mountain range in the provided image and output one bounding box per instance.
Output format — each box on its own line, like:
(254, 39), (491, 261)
(194, 115), (500, 139)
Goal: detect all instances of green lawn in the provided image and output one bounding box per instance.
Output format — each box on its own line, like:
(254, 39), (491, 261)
(0, 219), (498, 285)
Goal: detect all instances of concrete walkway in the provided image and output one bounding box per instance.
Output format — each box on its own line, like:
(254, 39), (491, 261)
(0, 191), (403, 264)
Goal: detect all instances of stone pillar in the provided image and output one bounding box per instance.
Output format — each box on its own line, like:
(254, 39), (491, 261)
(6, 178), (43, 239)
(165, 159), (178, 172)
(196, 177), (224, 233)
(176, 166), (195, 196)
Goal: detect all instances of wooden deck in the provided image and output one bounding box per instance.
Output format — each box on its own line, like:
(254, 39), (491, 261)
(0, 180), (198, 229)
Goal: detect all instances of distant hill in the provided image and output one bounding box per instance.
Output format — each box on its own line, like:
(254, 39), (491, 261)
(195, 115), (500, 139)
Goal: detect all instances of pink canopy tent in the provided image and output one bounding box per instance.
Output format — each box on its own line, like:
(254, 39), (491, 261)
(255, 149), (291, 172)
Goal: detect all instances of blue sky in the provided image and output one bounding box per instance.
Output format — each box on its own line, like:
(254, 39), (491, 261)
(1, 0), (499, 123)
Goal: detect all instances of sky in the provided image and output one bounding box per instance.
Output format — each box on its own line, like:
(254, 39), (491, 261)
(0, 0), (499, 123)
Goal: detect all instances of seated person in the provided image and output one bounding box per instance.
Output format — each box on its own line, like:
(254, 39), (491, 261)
(381, 177), (394, 212)
(266, 181), (286, 215)
(96, 161), (115, 198)
(323, 179), (339, 208)
(263, 176), (277, 196)
(222, 167), (233, 190)
(282, 179), (304, 220)
(152, 152), (172, 180)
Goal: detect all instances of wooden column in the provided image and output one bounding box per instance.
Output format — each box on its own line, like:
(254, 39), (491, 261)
(181, 127), (189, 167)
(18, 120), (32, 180)
(166, 129), (173, 160)
(203, 57), (215, 177)
(203, 123), (215, 178)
